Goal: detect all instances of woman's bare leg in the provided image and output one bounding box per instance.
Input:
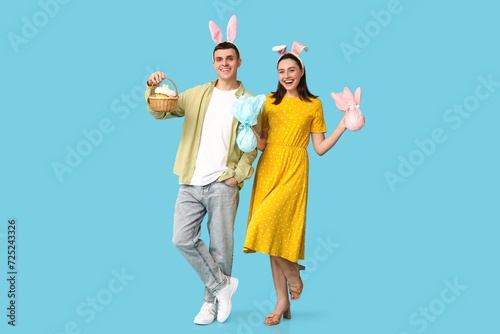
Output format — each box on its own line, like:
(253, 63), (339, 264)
(265, 255), (290, 323)
(272, 255), (303, 300)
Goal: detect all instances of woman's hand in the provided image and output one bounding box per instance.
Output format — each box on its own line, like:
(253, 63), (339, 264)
(251, 126), (268, 151)
(147, 72), (165, 86)
(338, 114), (347, 132)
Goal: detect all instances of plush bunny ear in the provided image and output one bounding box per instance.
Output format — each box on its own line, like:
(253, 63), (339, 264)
(291, 41), (308, 55)
(331, 92), (349, 112)
(354, 87), (362, 105)
(331, 92), (341, 103)
(226, 15), (237, 43)
(272, 45), (287, 55)
(343, 87), (353, 98)
(209, 21), (222, 44)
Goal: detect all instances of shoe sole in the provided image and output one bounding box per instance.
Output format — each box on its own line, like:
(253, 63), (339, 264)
(217, 278), (239, 323)
(194, 318), (216, 325)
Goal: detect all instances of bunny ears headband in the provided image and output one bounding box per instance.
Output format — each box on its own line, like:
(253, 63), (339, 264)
(272, 42), (309, 68)
(209, 15), (239, 58)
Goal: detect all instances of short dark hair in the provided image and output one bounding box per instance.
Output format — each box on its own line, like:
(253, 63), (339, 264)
(213, 42), (240, 60)
(271, 53), (317, 105)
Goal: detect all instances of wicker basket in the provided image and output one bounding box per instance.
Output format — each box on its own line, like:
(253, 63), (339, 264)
(149, 77), (179, 112)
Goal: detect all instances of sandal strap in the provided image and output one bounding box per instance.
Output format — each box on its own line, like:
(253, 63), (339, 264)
(288, 283), (303, 293)
(265, 313), (281, 325)
(266, 314), (280, 320)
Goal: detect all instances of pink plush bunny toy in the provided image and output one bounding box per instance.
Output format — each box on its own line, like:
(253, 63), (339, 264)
(331, 87), (365, 131)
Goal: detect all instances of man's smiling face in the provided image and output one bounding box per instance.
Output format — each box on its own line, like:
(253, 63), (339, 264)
(213, 48), (241, 82)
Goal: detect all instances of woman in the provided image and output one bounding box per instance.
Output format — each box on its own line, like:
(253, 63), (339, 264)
(244, 43), (347, 326)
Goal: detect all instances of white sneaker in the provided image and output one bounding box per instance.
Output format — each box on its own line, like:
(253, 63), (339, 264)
(194, 302), (217, 325)
(213, 276), (239, 323)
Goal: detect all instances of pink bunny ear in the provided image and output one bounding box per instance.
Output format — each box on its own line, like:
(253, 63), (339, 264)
(272, 45), (287, 55)
(209, 21), (222, 44)
(331, 92), (349, 112)
(291, 41), (308, 55)
(331, 92), (342, 104)
(354, 87), (362, 105)
(226, 15), (237, 43)
(343, 87), (353, 98)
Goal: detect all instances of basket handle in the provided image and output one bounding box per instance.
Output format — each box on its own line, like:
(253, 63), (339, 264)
(149, 77), (178, 98)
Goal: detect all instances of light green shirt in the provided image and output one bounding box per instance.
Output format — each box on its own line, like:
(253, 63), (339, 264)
(145, 79), (261, 189)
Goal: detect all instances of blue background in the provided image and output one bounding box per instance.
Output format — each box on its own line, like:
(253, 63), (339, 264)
(1, 0), (499, 333)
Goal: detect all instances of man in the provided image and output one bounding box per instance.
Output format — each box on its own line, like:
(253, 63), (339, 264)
(145, 27), (260, 324)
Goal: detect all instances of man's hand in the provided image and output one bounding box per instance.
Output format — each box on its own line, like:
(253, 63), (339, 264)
(219, 177), (238, 186)
(147, 72), (165, 86)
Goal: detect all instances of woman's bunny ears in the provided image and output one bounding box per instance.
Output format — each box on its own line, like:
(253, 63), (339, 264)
(209, 15), (239, 56)
(272, 41), (309, 68)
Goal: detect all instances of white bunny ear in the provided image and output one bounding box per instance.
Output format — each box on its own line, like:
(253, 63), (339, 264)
(209, 21), (222, 44)
(226, 15), (237, 43)
(291, 41), (308, 55)
(272, 45), (287, 55)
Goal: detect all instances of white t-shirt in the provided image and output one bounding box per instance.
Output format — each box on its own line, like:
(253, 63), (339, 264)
(189, 87), (237, 186)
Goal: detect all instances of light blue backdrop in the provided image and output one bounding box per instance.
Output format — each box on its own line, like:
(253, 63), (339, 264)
(1, 0), (499, 333)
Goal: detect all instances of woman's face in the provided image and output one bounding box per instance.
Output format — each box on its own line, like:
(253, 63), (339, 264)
(277, 58), (304, 94)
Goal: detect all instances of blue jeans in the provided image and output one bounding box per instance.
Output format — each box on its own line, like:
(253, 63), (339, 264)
(172, 181), (239, 303)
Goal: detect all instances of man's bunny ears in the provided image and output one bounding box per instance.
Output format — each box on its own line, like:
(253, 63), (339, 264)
(209, 15), (239, 57)
(272, 41), (309, 68)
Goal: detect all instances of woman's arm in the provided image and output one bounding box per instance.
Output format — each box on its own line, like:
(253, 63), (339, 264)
(311, 115), (347, 156)
(251, 127), (268, 151)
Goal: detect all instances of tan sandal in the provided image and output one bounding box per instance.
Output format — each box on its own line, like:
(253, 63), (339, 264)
(264, 308), (291, 326)
(288, 276), (303, 300)
(288, 264), (304, 300)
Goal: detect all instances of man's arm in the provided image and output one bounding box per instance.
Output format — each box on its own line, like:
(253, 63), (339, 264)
(232, 149), (258, 183)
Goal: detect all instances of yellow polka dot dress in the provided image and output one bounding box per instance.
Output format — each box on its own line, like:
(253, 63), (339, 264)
(244, 94), (326, 263)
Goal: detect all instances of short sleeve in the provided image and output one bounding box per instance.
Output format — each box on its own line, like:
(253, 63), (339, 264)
(311, 100), (326, 133)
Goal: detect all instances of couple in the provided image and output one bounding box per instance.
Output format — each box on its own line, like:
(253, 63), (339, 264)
(144, 15), (347, 326)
